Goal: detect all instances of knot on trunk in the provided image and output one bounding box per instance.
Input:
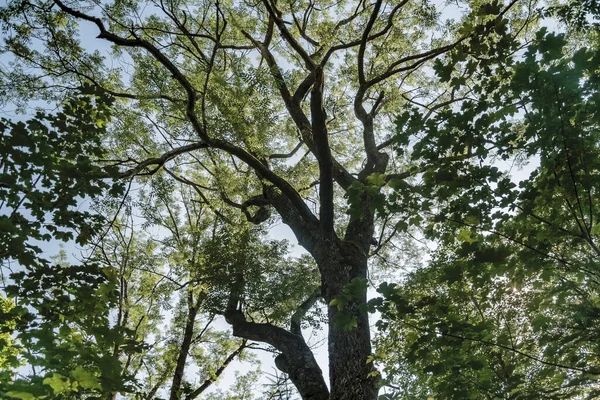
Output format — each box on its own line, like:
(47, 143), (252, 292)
(224, 308), (245, 326)
(244, 205), (270, 224)
(275, 353), (291, 373)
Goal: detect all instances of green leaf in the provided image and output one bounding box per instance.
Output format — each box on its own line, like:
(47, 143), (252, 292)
(457, 228), (477, 244)
(71, 366), (101, 390)
(346, 278), (368, 297)
(333, 311), (358, 331)
(43, 373), (71, 394)
(366, 173), (386, 187)
(102, 266), (118, 282)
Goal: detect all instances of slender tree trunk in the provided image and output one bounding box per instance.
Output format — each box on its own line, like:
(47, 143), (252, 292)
(170, 291), (200, 400)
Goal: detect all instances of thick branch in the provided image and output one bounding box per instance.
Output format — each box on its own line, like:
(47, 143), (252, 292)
(266, 187), (319, 251)
(293, 69), (317, 104)
(354, 89), (379, 170)
(357, 0), (383, 86)
(224, 308), (328, 400)
(242, 31), (355, 191)
(311, 67), (334, 233)
(221, 193), (272, 224)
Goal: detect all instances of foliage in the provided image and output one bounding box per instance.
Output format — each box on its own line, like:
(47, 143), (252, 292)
(1, 0), (599, 399)
(0, 84), (122, 268)
(88, 207), (265, 399)
(0, 295), (20, 383)
(0, 86), (131, 398)
(375, 20), (600, 400)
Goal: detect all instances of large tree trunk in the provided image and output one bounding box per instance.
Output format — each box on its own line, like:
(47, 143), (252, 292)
(314, 235), (378, 400)
(327, 291), (377, 400)
(223, 189), (379, 400)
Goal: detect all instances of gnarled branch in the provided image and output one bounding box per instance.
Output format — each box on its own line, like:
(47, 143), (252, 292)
(224, 307), (328, 400)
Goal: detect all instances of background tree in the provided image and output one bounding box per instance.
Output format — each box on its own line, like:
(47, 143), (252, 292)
(91, 203), (260, 400)
(0, 86), (133, 398)
(375, 13), (600, 400)
(112, 178), (322, 400)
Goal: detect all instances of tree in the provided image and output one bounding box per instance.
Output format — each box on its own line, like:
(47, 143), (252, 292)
(375, 15), (600, 400)
(0, 85), (264, 399)
(0, 84), (121, 268)
(0, 85), (132, 398)
(90, 206), (263, 400)
(1, 0), (597, 399)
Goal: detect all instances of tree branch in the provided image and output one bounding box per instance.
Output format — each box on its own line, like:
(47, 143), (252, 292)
(262, 0), (316, 70)
(357, 0), (383, 86)
(120, 143), (209, 177)
(290, 287), (322, 337)
(224, 307), (329, 400)
(221, 193), (272, 224)
(365, 39), (466, 89)
(185, 340), (248, 400)
(269, 141), (304, 160)
(385, 152), (476, 183)
(55, 0), (317, 228)
(291, 2), (320, 47)
(320, 0), (409, 66)
(311, 67), (334, 234)
(241, 30), (355, 191)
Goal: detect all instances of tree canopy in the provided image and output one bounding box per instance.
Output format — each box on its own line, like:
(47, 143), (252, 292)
(1, 0), (599, 399)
